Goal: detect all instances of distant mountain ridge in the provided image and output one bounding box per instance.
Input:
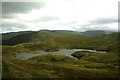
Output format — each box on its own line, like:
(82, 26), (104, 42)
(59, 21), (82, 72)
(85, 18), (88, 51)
(1, 31), (34, 41)
(2, 30), (81, 45)
(81, 30), (106, 36)
(2, 29), (115, 45)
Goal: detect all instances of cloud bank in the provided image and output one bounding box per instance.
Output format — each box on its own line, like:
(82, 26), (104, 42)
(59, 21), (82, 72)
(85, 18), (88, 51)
(1, 0), (119, 33)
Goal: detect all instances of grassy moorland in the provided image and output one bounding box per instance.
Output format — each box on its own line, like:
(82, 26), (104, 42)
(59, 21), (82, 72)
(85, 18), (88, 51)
(2, 30), (119, 79)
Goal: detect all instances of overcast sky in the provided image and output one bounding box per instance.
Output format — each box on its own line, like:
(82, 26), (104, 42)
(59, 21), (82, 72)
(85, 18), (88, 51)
(1, 0), (119, 33)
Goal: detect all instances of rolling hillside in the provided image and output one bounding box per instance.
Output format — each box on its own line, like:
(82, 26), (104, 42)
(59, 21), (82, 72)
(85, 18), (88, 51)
(81, 30), (106, 36)
(2, 30), (81, 45)
(1, 29), (118, 52)
(2, 30), (119, 78)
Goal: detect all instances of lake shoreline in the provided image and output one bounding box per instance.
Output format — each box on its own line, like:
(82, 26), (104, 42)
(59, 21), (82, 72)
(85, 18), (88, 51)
(15, 49), (107, 60)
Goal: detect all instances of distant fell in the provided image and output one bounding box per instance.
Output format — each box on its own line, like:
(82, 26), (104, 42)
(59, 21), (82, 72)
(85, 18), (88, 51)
(81, 30), (106, 36)
(2, 30), (81, 45)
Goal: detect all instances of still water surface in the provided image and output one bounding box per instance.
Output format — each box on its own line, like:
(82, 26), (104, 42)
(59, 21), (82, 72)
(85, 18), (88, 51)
(16, 49), (107, 60)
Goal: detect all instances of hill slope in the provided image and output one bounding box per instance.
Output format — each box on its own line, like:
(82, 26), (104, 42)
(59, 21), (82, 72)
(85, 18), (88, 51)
(2, 30), (118, 52)
(81, 30), (106, 36)
(2, 30), (81, 45)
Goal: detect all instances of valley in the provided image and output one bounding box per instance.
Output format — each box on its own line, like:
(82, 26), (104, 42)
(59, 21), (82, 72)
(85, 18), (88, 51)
(1, 30), (119, 79)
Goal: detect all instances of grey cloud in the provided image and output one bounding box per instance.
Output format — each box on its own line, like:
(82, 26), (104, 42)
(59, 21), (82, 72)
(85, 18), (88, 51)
(82, 26), (108, 31)
(2, 26), (16, 31)
(2, 13), (17, 18)
(73, 25), (110, 32)
(2, 0), (44, 2)
(2, 2), (45, 18)
(40, 16), (59, 21)
(2, 21), (28, 32)
(1, 26), (25, 33)
(59, 21), (78, 25)
(27, 16), (60, 22)
(73, 17), (117, 31)
(90, 17), (118, 25)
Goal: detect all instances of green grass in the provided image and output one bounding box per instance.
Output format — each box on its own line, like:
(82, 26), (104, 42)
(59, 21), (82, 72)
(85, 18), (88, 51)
(27, 54), (74, 63)
(2, 51), (119, 78)
(2, 32), (119, 78)
(2, 57), (119, 78)
(71, 51), (118, 65)
(2, 31), (118, 52)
